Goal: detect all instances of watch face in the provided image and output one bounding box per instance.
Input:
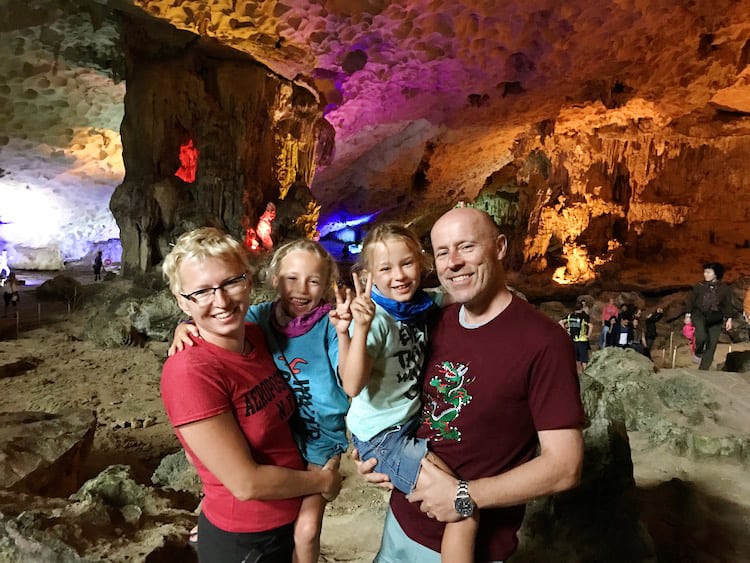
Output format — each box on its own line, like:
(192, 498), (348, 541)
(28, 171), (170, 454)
(454, 496), (474, 517)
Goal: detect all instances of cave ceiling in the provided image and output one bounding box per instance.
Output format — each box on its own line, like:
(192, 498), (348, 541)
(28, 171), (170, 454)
(2, 0), (750, 284)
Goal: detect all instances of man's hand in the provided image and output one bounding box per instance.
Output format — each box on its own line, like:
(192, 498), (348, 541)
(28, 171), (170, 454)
(406, 457), (462, 523)
(350, 448), (393, 490)
(168, 322), (200, 356)
(725, 317), (733, 332)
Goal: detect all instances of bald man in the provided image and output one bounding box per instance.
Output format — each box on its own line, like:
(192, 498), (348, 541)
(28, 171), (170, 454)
(360, 208), (585, 562)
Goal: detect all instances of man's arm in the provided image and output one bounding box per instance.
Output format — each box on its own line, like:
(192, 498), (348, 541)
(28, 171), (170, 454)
(407, 427), (584, 522)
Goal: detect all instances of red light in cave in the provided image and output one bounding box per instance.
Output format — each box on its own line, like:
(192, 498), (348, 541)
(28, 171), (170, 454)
(245, 228), (260, 251)
(256, 203), (276, 250)
(243, 203), (277, 252)
(175, 139), (199, 183)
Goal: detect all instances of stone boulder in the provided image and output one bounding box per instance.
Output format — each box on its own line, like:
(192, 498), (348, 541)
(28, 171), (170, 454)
(0, 356), (40, 380)
(515, 346), (750, 561)
(73, 280), (182, 347)
(0, 409), (96, 497)
(722, 350), (750, 373)
(0, 465), (195, 562)
(585, 347), (750, 462)
(151, 450), (201, 496)
(35, 275), (83, 303)
(514, 359), (657, 562)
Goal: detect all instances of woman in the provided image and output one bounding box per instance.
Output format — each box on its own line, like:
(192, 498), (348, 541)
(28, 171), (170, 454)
(160, 227), (342, 563)
(685, 262), (734, 370)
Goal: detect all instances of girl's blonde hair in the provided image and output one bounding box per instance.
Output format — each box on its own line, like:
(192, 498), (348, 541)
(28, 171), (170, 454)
(356, 223), (432, 276)
(162, 227), (251, 297)
(267, 238), (339, 299)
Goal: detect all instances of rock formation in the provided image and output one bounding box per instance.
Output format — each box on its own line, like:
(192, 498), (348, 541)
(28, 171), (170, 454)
(0, 465), (196, 562)
(1, 1), (750, 285)
(110, 13), (328, 274)
(0, 409), (96, 498)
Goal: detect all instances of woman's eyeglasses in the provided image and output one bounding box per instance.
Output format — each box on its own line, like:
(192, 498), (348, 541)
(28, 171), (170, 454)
(180, 274), (249, 305)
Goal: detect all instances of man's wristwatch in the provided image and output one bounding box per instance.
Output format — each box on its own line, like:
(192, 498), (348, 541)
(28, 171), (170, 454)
(454, 479), (475, 518)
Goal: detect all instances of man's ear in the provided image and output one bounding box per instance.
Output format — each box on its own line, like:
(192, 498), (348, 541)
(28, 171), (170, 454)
(496, 234), (508, 259)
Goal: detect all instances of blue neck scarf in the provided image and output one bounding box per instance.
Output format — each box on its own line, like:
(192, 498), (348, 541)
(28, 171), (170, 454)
(371, 286), (435, 323)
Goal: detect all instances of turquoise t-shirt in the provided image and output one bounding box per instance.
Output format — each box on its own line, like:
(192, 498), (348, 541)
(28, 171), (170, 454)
(246, 302), (350, 466)
(346, 303), (428, 442)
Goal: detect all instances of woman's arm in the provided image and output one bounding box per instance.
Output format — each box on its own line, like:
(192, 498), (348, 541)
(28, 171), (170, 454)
(178, 412), (342, 501)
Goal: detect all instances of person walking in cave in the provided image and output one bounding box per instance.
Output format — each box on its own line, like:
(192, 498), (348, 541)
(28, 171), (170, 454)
(93, 251), (103, 281)
(3, 272), (19, 316)
(643, 307), (664, 358)
(559, 299), (593, 374)
(685, 262), (734, 370)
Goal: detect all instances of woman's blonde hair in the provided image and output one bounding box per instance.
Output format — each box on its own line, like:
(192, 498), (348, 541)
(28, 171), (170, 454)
(162, 227), (251, 297)
(356, 223), (432, 276)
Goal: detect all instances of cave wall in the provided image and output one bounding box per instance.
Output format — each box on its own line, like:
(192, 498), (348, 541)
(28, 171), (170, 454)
(512, 105), (750, 282)
(110, 16), (326, 275)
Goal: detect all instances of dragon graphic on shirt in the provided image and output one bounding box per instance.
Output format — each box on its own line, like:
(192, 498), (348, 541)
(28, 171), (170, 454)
(423, 361), (473, 442)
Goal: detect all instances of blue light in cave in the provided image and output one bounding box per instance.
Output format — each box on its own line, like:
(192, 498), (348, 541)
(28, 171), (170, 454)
(318, 211), (380, 260)
(317, 211), (380, 239)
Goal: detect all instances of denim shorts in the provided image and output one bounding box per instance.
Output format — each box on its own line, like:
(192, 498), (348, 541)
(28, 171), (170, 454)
(351, 417), (428, 494)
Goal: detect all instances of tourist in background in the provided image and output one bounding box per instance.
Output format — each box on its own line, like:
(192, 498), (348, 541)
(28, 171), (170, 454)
(0, 250), (9, 281)
(685, 262), (734, 370)
(560, 299), (593, 374)
(682, 314), (697, 360)
(608, 314), (635, 349)
(643, 308), (664, 358)
(93, 251), (104, 281)
(3, 272), (19, 316)
(599, 297), (619, 347)
(600, 315), (618, 348)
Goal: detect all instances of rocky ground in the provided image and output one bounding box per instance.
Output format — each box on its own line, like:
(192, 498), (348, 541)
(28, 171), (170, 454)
(0, 265), (749, 562)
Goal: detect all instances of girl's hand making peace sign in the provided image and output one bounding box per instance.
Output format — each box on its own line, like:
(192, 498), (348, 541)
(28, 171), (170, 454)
(350, 271), (375, 328)
(329, 282), (354, 335)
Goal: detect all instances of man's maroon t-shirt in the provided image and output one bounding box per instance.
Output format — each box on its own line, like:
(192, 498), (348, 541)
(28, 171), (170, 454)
(391, 297), (585, 561)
